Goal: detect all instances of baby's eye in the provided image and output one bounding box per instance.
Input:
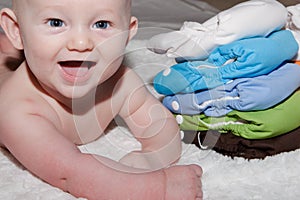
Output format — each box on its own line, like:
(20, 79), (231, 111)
(47, 19), (65, 27)
(93, 21), (110, 29)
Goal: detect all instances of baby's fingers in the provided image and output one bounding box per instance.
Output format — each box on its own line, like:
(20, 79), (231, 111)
(190, 164), (203, 177)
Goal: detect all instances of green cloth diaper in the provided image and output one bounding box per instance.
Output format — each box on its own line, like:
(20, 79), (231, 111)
(176, 90), (300, 139)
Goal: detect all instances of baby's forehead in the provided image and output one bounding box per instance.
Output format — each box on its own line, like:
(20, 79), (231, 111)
(13, 0), (132, 11)
(13, 0), (131, 6)
(13, 0), (132, 18)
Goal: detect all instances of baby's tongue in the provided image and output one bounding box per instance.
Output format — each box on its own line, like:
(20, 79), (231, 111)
(60, 61), (89, 77)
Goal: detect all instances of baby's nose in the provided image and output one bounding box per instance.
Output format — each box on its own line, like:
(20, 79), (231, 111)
(67, 31), (94, 52)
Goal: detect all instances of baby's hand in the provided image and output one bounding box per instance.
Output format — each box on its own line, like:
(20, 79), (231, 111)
(121, 153), (203, 199)
(164, 164), (203, 200)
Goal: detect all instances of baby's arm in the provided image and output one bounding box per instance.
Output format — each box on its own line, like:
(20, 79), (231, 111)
(0, 99), (168, 199)
(118, 68), (182, 170)
(0, 92), (203, 200)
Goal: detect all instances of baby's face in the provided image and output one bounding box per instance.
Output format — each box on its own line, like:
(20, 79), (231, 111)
(14, 0), (136, 98)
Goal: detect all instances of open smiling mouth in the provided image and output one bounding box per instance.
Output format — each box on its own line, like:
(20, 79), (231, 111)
(59, 61), (97, 78)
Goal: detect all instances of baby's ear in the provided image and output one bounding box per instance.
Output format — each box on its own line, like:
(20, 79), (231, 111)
(0, 8), (23, 50)
(128, 16), (138, 41)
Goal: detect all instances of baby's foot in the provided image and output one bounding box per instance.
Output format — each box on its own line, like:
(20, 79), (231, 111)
(164, 164), (203, 200)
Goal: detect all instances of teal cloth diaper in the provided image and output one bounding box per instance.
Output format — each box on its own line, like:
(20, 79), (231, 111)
(176, 90), (300, 139)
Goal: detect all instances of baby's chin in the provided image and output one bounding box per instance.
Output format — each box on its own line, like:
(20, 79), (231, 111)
(65, 84), (98, 100)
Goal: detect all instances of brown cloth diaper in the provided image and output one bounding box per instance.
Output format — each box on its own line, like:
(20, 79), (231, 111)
(182, 126), (300, 159)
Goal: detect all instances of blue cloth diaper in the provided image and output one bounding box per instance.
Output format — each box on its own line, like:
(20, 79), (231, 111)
(153, 30), (298, 95)
(163, 62), (300, 116)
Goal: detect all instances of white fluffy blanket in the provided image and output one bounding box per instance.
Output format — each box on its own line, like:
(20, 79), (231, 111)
(1, 40), (300, 200)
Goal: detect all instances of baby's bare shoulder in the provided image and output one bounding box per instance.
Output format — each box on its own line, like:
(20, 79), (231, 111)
(0, 75), (64, 147)
(0, 69), (60, 126)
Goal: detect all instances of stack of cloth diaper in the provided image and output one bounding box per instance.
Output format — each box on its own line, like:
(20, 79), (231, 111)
(147, 0), (300, 159)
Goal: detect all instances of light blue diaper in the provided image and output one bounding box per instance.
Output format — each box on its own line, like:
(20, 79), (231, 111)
(163, 62), (300, 116)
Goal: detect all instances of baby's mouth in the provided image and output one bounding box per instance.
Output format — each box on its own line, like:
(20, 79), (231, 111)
(59, 61), (96, 77)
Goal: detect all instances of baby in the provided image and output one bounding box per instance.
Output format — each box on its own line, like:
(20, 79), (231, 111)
(0, 0), (202, 199)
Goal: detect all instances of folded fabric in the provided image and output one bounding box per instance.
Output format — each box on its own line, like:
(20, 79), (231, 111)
(175, 90), (300, 139)
(207, 30), (298, 70)
(162, 62), (300, 117)
(147, 0), (287, 60)
(153, 30), (298, 95)
(286, 4), (300, 60)
(182, 128), (300, 159)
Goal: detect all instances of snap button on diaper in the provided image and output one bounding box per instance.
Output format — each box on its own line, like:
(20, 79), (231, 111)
(176, 115), (184, 124)
(180, 131), (185, 140)
(163, 68), (171, 76)
(172, 101), (180, 111)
